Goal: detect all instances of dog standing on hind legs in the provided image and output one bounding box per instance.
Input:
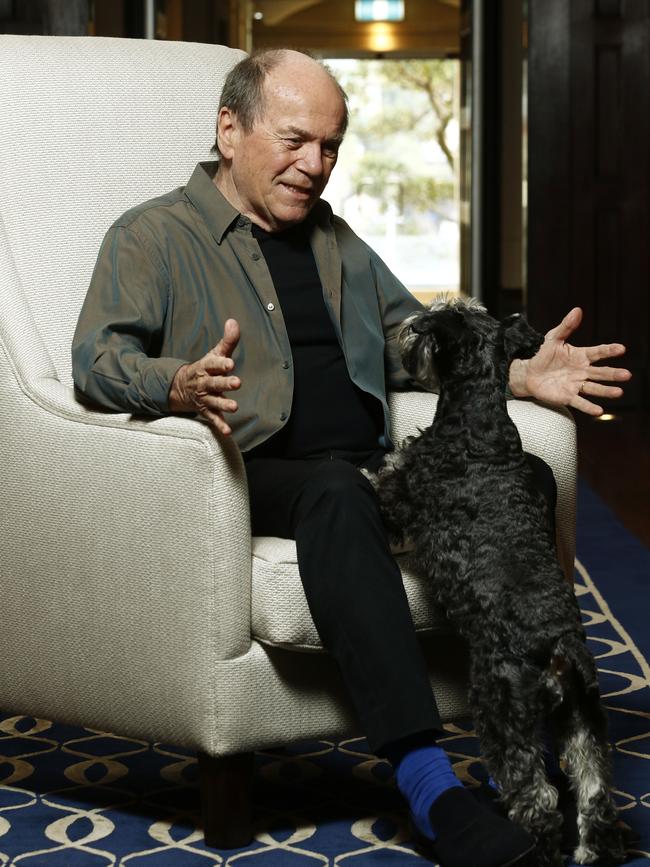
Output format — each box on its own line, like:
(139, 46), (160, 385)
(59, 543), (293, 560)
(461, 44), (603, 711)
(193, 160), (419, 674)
(373, 298), (626, 866)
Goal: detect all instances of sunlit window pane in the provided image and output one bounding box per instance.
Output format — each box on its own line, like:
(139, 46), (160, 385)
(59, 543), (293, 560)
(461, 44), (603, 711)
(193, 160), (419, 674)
(326, 58), (460, 303)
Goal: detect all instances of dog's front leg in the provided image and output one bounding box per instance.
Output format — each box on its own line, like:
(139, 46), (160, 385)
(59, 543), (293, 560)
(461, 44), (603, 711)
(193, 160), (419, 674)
(372, 452), (420, 545)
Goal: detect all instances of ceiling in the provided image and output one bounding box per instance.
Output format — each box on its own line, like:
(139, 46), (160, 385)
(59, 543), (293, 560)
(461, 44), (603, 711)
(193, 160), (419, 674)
(251, 0), (461, 57)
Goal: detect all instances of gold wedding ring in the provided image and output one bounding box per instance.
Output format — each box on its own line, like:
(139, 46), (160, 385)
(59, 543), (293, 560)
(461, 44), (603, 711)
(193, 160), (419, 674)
(579, 380), (587, 395)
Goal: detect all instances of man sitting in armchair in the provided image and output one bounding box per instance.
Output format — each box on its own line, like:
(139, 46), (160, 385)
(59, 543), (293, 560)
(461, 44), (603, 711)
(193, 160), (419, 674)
(72, 49), (630, 867)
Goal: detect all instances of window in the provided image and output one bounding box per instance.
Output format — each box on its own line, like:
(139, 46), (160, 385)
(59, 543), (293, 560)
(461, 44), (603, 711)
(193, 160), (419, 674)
(326, 58), (460, 302)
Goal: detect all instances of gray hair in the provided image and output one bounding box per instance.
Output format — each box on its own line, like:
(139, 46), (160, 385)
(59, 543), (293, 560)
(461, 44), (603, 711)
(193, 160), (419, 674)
(211, 48), (349, 156)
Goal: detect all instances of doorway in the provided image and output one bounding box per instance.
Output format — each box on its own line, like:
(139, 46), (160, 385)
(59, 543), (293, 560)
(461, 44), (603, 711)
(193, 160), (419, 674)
(325, 58), (461, 304)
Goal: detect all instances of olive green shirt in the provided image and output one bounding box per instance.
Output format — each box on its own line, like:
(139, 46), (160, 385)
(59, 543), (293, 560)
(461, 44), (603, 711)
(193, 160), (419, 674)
(72, 162), (424, 452)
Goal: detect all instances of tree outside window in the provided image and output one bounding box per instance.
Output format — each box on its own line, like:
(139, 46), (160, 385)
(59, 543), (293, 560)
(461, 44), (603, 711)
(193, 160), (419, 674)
(326, 58), (460, 302)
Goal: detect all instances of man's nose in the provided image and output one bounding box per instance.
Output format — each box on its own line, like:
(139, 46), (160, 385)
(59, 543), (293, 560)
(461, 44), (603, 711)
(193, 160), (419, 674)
(297, 142), (324, 176)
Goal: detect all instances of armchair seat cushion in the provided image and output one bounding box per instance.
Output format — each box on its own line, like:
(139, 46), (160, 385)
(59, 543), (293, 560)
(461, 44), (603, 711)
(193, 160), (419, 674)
(251, 536), (452, 651)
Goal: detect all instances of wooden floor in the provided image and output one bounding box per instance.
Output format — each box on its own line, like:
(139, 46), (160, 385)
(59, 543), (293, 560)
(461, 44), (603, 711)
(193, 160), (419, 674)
(575, 408), (650, 548)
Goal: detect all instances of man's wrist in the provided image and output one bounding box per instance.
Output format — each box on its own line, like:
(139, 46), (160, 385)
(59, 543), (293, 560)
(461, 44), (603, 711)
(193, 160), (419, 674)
(508, 359), (530, 398)
(168, 363), (191, 412)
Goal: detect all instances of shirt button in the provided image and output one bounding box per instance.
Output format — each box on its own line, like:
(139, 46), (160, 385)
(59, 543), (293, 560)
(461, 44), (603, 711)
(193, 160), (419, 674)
(282, 361), (289, 369)
(251, 252), (260, 260)
(236, 217), (248, 228)
(280, 411), (288, 421)
(267, 302), (275, 311)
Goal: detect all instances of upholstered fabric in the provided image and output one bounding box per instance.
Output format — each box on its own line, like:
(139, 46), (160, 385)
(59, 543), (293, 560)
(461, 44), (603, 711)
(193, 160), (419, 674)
(0, 36), (246, 388)
(252, 537), (444, 651)
(0, 35), (577, 756)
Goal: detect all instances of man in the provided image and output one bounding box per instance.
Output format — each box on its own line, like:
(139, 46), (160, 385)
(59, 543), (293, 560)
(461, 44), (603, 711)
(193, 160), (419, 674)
(72, 49), (630, 867)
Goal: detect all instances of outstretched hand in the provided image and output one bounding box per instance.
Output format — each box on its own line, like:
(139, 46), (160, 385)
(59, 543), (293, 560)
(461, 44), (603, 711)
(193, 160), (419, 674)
(509, 308), (631, 416)
(168, 318), (241, 435)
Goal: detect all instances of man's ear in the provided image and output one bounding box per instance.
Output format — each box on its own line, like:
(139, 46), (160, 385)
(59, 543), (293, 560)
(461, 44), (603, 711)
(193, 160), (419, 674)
(216, 106), (239, 160)
(501, 313), (545, 361)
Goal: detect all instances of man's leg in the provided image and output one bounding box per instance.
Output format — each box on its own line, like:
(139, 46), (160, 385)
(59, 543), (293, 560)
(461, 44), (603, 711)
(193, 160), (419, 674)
(245, 455), (440, 750)
(245, 455), (536, 866)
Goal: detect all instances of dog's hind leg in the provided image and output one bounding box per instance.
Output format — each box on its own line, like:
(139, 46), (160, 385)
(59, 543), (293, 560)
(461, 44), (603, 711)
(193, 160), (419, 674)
(470, 666), (564, 867)
(554, 681), (626, 865)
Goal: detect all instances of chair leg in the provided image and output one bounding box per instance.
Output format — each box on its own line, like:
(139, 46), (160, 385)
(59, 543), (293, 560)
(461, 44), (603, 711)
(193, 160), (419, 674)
(198, 750), (255, 849)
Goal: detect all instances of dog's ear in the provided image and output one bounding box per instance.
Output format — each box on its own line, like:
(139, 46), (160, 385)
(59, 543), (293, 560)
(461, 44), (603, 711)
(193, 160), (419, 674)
(411, 308), (467, 350)
(501, 314), (544, 362)
(398, 311), (442, 389)
(400, 326), (437, 379)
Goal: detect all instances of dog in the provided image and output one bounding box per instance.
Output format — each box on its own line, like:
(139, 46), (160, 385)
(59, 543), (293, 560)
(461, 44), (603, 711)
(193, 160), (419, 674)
(373, 298), (626, 866)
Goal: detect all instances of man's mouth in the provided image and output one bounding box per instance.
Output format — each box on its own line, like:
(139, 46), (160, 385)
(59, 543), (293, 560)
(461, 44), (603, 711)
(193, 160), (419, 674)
(280, 182), (313, 199)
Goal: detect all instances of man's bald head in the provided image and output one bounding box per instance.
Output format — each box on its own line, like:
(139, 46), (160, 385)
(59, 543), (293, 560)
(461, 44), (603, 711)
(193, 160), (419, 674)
(212, 48), (348, 156)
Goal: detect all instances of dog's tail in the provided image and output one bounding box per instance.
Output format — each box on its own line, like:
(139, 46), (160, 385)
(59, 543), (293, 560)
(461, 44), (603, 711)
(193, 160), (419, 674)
(542, 631), (600, 709)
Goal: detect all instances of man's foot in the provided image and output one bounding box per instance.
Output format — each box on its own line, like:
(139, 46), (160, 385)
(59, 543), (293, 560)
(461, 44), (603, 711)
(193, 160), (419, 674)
(412, 787), (536, 867)
(389, 740), (463, 841)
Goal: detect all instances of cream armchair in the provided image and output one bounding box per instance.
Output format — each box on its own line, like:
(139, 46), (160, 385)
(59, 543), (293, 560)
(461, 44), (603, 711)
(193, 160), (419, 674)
(0, 35), (577, 848)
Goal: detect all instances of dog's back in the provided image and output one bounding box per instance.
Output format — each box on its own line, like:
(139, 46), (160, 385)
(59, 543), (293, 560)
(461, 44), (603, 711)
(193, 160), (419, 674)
(377, 298), (582, 665)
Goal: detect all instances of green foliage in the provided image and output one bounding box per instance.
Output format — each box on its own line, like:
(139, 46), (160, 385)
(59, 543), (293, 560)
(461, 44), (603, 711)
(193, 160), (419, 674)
(351, 153), (454, 213)
(337, 59), (457, 172)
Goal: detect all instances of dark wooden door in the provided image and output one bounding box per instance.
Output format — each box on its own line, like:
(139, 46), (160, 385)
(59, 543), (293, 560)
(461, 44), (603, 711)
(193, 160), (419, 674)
(528, 0), (650, 408)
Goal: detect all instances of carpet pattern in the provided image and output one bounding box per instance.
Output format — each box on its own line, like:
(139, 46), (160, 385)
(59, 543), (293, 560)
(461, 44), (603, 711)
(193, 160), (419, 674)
(1, 488), (648, 865)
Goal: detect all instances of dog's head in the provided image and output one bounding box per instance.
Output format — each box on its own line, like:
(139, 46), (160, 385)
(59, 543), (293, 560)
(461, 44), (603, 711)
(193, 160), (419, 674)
(398, 298), (544, 387)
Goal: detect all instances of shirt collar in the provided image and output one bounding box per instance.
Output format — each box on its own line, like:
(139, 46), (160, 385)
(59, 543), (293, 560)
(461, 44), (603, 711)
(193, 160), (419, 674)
(184, 160), (334, 243)
(184, 161), (240, 244)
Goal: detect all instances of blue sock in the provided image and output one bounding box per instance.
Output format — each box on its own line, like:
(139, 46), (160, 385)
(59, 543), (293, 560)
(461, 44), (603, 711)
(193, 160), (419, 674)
(385, 739), (463, 841)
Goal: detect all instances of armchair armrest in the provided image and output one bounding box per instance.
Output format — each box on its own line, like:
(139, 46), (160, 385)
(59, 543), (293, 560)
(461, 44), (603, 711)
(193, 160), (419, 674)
(0, 358), (252, 748)
(388, 391), (577, 581)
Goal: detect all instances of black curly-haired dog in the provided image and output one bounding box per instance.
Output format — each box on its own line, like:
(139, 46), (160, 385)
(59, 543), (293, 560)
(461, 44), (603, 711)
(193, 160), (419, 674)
(373, 298), (626, 866)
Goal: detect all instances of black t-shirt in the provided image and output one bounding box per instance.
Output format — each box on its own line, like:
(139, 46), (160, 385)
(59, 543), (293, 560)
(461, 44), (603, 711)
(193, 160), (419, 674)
(246, 222), (383, 460)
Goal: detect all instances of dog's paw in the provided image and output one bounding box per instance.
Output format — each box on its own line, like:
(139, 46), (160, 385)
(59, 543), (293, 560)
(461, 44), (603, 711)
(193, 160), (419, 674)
(573, 823), (628, 865)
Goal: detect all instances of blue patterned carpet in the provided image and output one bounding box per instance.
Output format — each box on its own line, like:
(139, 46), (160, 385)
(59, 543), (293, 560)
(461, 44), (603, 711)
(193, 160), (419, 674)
(0, 481), (648, 866)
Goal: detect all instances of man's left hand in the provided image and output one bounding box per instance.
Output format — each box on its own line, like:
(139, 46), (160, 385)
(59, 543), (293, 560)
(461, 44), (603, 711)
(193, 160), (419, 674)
(508, 307), (632, 416)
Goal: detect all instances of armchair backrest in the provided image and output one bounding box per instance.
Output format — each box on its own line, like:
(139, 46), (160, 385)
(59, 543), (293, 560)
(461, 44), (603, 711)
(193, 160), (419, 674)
(0, 36), (245, 386)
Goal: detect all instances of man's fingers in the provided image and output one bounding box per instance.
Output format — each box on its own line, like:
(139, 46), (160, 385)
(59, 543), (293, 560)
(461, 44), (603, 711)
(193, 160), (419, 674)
(213, 318), (241, 359)
(203, 353), (236, 375)
(206, 414), (232, 436)
(570, 394), (604, 416)
(544, 307), (582, 343)
(586, 364), (631, 382)
(579, 381), (624, 400)
(200, 394), (239, 414)
(199, 407), (234, 436)
(198, 374), (240, 394)
(585, 343), (627, 363)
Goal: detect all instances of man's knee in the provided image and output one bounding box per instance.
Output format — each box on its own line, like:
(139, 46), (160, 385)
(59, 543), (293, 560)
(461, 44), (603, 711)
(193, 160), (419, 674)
(307, 459), (376, 503)
(294, 459), (381, 526)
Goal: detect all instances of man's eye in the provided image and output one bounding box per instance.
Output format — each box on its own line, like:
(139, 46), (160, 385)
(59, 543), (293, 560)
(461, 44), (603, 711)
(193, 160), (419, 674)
(285, 138), (302, 148)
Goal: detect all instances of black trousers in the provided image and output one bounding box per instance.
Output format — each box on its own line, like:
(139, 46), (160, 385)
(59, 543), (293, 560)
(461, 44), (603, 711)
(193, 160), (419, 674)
(245, 449), (557, 753)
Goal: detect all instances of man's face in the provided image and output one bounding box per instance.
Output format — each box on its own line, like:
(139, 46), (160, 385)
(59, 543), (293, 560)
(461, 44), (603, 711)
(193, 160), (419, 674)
(216, 62), (346, 232)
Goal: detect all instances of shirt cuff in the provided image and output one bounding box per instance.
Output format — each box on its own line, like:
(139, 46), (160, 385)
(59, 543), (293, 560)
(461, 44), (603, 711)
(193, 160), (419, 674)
(140, 356), (190, 414)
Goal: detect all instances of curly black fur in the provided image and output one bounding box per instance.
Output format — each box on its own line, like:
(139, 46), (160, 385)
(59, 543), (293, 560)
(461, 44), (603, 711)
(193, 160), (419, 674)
(375, 299), (626, 866)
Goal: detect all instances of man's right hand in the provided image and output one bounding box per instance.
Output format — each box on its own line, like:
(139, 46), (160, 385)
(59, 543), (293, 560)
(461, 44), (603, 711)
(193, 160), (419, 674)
(168, 318), (241, 436)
